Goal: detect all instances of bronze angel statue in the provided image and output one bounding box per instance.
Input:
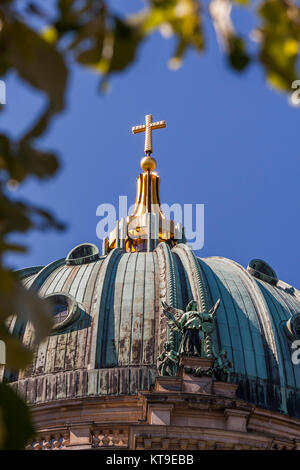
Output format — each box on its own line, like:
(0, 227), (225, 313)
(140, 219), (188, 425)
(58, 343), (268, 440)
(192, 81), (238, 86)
(157, 341), (179, 377)
(161, 299), (221, 357)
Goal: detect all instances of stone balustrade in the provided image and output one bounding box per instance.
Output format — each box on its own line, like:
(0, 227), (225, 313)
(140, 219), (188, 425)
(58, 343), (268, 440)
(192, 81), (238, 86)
(91, 428), (128, 448)
(26, 431), (70, 450)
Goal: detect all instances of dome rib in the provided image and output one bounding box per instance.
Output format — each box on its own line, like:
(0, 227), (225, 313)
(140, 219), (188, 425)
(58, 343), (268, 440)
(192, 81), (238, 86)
(257, 280), (300, 390)
(118, 252), (139, 366)
(172, 244), (209, 311)
(90, 247), (123, 369)
(155, 242), (179, 350)
(29, 258), (65, 292)
(205, 257), (280, 379)
(15, 266), (43, 282)
(113, 253), (132, 365)
(40, 265), (67, 297)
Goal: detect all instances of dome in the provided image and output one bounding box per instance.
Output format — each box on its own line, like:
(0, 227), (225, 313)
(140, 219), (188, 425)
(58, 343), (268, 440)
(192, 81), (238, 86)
(6, 115), (300, 450)
(8, 243), (300, 419)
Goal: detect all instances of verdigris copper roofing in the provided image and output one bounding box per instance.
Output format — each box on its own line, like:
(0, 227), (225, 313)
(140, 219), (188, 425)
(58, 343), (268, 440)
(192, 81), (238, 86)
(8, 243), (300, 418)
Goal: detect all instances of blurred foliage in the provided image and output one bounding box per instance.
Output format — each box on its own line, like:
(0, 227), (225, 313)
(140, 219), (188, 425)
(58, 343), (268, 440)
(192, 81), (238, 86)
(0, 0), (299, 450)
(0, 382), (35, 449)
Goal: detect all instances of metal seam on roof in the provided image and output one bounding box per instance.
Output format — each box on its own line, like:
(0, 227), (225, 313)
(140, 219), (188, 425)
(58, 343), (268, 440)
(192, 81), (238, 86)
(43, 265), (67, 296)
(30, 258), (65, 292)
(206, 256), (280, 374)
(89, 248), (123, 370)
(219, 265), (259, 377)
(115, 253), (131, 362)
(199, 259), (234, 364)
(257, 280), (299, 389)
(256, 282), (290, 413)
(215, 260), (265, 378)
(209, 262), (247, 374)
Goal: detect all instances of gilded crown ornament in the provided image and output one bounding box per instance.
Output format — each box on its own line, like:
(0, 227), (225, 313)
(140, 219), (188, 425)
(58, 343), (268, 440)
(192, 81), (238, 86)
(104, 113), (180, 253)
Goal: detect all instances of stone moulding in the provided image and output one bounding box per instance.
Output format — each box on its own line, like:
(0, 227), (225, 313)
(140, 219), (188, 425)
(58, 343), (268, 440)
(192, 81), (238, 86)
(25, 389), (300, 450)
(10, 367), (158, 404)
(155, 356), (238, 398)
(24, 355), (300, 451)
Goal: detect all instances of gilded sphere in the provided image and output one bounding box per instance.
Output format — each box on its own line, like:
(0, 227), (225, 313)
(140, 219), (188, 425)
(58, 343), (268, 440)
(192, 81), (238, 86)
(140, 156), (157, 172)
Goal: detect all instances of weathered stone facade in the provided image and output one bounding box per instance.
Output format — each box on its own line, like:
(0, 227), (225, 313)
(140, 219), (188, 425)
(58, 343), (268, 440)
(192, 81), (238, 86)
(26, 373), (300, 450)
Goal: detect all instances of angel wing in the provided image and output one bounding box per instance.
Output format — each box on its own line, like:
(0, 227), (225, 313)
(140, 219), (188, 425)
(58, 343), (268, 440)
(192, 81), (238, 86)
(208, 298), (221, 318)
(161, 301), (185, 331)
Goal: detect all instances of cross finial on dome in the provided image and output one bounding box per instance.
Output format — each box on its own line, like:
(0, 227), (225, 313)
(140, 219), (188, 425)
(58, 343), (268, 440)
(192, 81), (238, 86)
(132, 114), (166, 156)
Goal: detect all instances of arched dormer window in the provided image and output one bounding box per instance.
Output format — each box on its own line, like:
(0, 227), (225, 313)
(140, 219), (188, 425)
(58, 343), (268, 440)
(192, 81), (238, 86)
(285, 313), (300, 341)
(45, 293), (80, 331)
(247, 259), (278, 285)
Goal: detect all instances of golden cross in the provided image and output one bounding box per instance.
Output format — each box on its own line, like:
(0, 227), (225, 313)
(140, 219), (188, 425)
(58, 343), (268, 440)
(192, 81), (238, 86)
(132, 114), (166, 155)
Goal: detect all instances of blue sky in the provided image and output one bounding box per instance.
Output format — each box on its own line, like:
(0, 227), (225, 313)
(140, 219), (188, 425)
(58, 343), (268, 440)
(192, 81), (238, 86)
(1, 0), (300, 288)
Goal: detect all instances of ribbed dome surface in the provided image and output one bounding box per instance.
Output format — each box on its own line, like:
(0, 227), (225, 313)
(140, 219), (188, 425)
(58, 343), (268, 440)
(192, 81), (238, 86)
(9, 243), (300, 418)
(199, 256), (300, 417)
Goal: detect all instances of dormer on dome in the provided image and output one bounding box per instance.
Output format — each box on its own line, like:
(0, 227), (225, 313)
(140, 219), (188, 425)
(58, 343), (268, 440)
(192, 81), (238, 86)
(103, 114), (186, 253)
(45, 293), (81, 331)
(247, 258), (278, 285)
(66, 243), (100, 265)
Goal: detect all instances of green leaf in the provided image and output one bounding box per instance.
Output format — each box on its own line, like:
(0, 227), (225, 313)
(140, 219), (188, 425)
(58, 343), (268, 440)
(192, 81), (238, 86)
(20, 104), (56, 141)
(41, 26), (58, 44)
(257, 0), (300, 90)
(108, 18), (142, 73)
(0, 383), (35, 449)
(0, 408), (6, 449)
(77, 44), (103, 65)
(17, 144), (59, 180)
(0, 268), (53, 358)
(0, 324), (33, 369)
(0, 242), (27, 253)
(233, 0), (249, 4)
(142, 0), (204, 53)
(228, 36), (250, 71)
(0, 133), (60, 182)
(259, 0), (283, 24)
(0, 21), (68, 112)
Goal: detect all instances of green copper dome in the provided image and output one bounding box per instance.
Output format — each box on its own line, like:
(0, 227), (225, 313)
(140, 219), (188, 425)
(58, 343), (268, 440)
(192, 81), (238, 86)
(6, 242), (300, 419)
(5, 122), (300, 422)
